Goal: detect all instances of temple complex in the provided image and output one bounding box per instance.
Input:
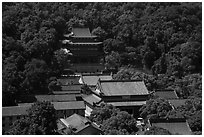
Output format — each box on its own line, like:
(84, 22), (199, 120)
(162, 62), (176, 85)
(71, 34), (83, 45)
(63, 28), (105, 73)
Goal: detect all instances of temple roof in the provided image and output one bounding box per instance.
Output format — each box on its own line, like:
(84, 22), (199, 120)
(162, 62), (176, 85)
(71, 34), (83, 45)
(60, 113), (101, 133)
(61, 84), (82, 91)
(17, 101), (85, 111)
(154, 89), (179, 99)
(98, 80), (149, 96)
(168, 99), (187, 108)
(107, 101), (146, 107)
(35, 94), (77, 102)
(83, 94), (102, 105)
(150, 118), (192, 135)
(80, 74), (112, 86)
(69, 28), (97, 38)
(68, 42), (102, 45)
(73, 28), (92, 37)
(52, 101), (85, 110)
(57, 76), (80, 85)
(53, 90), (81, 95)
(3, 106), (30, 116)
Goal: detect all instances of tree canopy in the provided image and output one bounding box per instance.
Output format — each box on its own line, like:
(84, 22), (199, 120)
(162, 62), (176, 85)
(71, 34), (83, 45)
(102, 111), (138, 135)
(3, 2), (201, 106)
(144, 126), (172, 135)
(90, 103), (138, 135)
(6, 101), (57, 135)
(139, 98), (173, 119)
(2, 2), (202, 134)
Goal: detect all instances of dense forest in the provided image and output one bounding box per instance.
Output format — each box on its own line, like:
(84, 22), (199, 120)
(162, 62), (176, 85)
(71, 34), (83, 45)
(2, 2), (202, 103)
(2, 2), (202, 134)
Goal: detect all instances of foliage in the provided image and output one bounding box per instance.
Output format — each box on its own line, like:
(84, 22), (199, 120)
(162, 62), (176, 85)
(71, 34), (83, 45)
(175, 97), (202, 132)
(188, 110), (202, 132)
(2, 2), (202, 106)
(114, 67), (202, 99)
(173, 73), (202, 98)
(2, 2), (202, 134)
(90, 103), (120, 125)
(162, 97), (202, 132)
(48, 77), (61, 93)
(6, 101), (57, 135)
(114, 67), (157, 90)
(90, 104), (138, 135)
(92, 27), (107, 41)
(139, 98), (172, 119)
(52, 48), (72, 73)
(21, 59), (50, 94)
(5, 117), (31, 135)
(101, 111), (138, 135)
(81, 84), (92, 95)
(105, 51), (121, 70)
(144, 126), (172, 135)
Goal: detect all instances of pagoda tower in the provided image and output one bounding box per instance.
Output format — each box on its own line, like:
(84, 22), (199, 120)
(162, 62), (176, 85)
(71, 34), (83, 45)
(62, 28), (105, 73)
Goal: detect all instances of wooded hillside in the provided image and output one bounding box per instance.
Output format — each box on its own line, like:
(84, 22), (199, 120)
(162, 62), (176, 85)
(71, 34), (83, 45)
(2, 2), (201, 105)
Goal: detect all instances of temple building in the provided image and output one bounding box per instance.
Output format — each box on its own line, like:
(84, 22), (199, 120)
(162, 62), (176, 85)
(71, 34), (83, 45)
(149, 118), (192, 135)
(63, 28), (105, 73)
(153, 89), (179, 100)
(57, 113), (102, 135)
(79, 73), (112, 90)
(83, 79), (150, 117)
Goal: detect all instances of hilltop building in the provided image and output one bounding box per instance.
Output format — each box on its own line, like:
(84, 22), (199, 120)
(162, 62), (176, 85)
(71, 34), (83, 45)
(57, 113), (102, 135)
(63, 28), (105, 73)
(79, 73), (112, 91)
(153, 89), (179, 99)
(2, 106), (29, 132)
(3, 96), (86, 132)
(149, 118), (192, 135)
(83, 79), (149, 117)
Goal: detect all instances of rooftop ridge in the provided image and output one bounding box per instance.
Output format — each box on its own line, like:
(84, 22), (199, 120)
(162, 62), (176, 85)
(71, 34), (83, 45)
(72, 28), (92, 37)
(98, 79), (144, 82)
(168, 98), (187, 100)
(150, 118), (187, 123)
(3, 105), (31, 109)
(70, 35), (98, 38)
(81, 73), (111, 76)
(154, 89), (175, 92)
(61, 84), (83, 86)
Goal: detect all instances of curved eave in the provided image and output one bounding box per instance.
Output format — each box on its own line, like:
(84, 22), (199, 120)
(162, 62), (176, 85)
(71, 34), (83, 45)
(70, 36), (98, 38)
(69, 42), (103, 45)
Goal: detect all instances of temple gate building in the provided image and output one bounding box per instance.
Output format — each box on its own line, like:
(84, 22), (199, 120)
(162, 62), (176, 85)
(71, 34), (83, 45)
(83, 79), (150, 117)
(63, 28), (105, 73)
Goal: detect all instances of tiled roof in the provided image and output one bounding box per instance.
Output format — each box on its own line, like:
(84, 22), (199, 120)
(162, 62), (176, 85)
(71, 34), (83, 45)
(154, 89), (178, 99)
(69, 42), (102, 45)
(18, 101), (85, 111)
(57, 76), (80, 85)
(99, 80), (149, 96)
(69, 51), (103, 57)
(168, 99), (187, 108)
(35, 94), (76, 102)
(57, 122), (66, 131)
(61, 85), (82, 91)
(151, 119), (192, 135)
(18, 103), (33, 107)
(53, 90), (81, 95)
(83, 94), (102, 105)
(107, 101), (146, 107)
(2, 106), (30, 116)
(71, 35), (98, 38)
(52, 101), (85, 110)
(72, 28), (92, 37)
(81, 75), (112, 86)
(62, 113), (101, 133)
